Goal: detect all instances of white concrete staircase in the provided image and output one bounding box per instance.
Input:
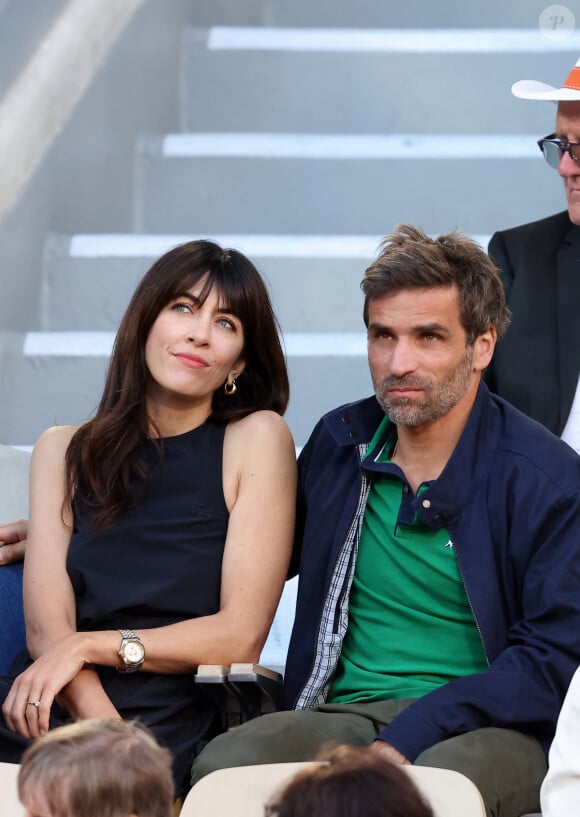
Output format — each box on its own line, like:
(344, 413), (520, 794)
(1, 5), (579, 458)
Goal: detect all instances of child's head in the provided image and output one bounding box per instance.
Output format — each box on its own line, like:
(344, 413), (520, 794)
(18, 718), (174, 817)
(265, 744), (434, 817)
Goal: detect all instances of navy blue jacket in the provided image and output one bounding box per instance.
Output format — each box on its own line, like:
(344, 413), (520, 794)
(285, 383), (580, 761)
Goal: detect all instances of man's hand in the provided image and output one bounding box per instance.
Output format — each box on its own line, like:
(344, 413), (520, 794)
(0, 519), (28, 565)
(370, 739), (411, 765)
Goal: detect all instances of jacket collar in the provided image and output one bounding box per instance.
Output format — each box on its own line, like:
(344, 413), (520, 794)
(413, 381), (499, 528)
(322, 395), (385, 447)
(563, 218), (580, 247)
(322, 383), (499, 529)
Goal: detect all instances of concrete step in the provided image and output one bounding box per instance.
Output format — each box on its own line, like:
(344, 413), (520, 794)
(0, 331), (109, 448)
(42, 233), (380, 331)
(181, 27), (577, 134)
(134, 133), (563, 235)
(42, 233), (491, 331)
(266, 0), (574, 29)
(0, 331), (372, 447)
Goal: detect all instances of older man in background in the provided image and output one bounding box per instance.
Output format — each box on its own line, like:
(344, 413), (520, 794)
(486, 58), (580, 450)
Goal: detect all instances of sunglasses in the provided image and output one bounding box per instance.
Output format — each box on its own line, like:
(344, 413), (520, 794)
(537, 134), (580, 169)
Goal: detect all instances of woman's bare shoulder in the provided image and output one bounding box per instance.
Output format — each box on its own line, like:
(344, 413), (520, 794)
(227, 410), (292, 440)
(32, 425), (79, 462)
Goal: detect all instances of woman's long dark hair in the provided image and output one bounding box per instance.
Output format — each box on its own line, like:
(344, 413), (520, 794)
(65, 240), (289, 529)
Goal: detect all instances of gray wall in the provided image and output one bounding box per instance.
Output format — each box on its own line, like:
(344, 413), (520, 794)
(0, 0), (263, 332)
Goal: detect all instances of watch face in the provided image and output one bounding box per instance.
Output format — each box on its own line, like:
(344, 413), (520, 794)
(123, 640), (145, 664)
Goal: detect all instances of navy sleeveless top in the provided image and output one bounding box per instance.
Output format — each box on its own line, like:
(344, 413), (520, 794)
(0, 422), (231, 793)
(67, 420), (229, 791)
(68, 421), (229, 631)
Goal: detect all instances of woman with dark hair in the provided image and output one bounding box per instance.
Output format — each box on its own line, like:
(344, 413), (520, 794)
(0, 240), (296, 795)
(265, 744), (434, 817)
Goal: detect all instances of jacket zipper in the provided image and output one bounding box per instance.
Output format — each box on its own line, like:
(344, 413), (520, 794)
(453, 529), (491, 667)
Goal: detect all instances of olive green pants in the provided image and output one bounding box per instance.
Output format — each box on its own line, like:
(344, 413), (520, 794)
(191, 700), (546, 817)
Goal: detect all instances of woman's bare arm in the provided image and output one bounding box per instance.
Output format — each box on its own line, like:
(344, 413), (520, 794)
(2, 427), (119, 738)
(23, 426), (78, 654)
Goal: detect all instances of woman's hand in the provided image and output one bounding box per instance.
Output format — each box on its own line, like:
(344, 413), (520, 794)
(2, 632), (89, 738)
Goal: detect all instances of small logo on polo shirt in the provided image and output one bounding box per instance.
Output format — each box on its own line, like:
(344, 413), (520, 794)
(444, 539), (454, 549)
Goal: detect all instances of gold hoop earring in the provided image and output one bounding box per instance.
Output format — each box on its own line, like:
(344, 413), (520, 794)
(224, 379), (237, 396)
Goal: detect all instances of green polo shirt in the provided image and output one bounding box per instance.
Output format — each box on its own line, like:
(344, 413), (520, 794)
(328, 418), (487, 704)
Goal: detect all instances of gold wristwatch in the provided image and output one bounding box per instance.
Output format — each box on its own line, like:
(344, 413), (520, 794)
(117, 628), (145, 673)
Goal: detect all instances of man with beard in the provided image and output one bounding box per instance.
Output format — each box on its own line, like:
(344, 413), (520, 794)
(192, 225), (580, 817)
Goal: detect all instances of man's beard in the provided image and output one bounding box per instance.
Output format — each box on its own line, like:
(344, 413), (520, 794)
(373, 347), (474, 427)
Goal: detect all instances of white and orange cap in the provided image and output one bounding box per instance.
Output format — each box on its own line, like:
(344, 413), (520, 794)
(512, 57), (580, 101)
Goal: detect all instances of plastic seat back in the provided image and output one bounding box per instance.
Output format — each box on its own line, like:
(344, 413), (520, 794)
(181, 761), (486, 817)
(0, 761), (24, 816)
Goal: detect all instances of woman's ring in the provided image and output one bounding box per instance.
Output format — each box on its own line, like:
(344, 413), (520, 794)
(27, 700), (41, 708)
